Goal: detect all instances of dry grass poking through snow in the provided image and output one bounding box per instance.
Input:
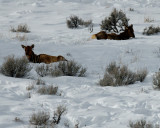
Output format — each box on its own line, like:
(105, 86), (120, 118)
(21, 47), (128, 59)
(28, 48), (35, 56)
(153, 71), (160, 89)
(99, 62), (147, 86)
(129, 8), (134, 11)
(29, 111), (50, 126)
(10, 24), (30, 33)
(143, 25), (160, 35)
(144, 17), (154, 23)
(37, 85), (58, 95)
(36, 77), (46, 85)
(26, 83), (35, 91)
(129, 119), (159, 128)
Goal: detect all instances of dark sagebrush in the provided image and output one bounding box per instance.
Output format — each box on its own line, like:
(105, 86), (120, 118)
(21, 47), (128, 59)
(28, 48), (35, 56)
(0, 55), (32, 78)
(100, 8), (129, 33)
(143, 25), (160, 35)
(10, 24), (30, 33)
(99, 62), (147, 86)
(53, 105), (67, 124)
(67, 15), (92, 29)
(129, 119), (159, 128)
(51, 60), (87, 77)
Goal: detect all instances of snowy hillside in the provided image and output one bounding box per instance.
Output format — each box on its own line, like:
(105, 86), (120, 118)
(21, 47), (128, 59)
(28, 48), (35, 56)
(0, 0), (160, 128)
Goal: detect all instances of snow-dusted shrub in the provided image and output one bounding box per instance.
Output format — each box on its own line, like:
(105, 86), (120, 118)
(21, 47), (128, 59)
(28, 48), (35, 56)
(129, 119), (159, 128)
(99, 62), (147, 86)
(36, 77), (45, 85)
(51, 66), (64, 77)
(10, 24), (30, 33)
(29, 111), (50, 126)
(153, 71), (160, 89)
(0, 55), (32, 78)
(29, 106), (66, 127)
(51, 60), (87, 77)
(143, 25), (160, 35)
(153, 47), (160, 58)
(53, 105), (67, 124)
(99, 73), (114, 87)
(100, 8), (129, 33)
(66, 15), (92, 29)
(35, 61), (87, 77)
(136, 69), (148, 82)
(35, 64), (51, 77)
(37, 85), (58, 95)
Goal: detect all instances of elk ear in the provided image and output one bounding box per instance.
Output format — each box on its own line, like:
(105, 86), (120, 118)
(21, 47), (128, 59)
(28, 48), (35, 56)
(21, 45), (25, 49)
(125, 26), (128, 30)
(31, 44), (34, 49)
(130, 24), (133, 28)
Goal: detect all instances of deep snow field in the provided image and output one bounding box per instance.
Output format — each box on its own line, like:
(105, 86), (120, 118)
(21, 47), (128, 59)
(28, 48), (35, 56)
(0, 0), (160, 128)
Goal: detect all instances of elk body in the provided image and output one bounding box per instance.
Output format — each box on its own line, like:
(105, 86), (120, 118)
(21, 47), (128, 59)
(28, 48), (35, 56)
(91, 24), (135, 40)
(21, 44), (67, 64)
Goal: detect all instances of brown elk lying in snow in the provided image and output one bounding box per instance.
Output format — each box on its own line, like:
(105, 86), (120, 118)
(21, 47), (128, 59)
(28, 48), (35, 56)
(91, 24), (135, 40)
(21, 44), (67, 64)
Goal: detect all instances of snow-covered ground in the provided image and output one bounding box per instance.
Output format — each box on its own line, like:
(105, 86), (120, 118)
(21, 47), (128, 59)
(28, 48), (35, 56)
(0, 0), (160, 128)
